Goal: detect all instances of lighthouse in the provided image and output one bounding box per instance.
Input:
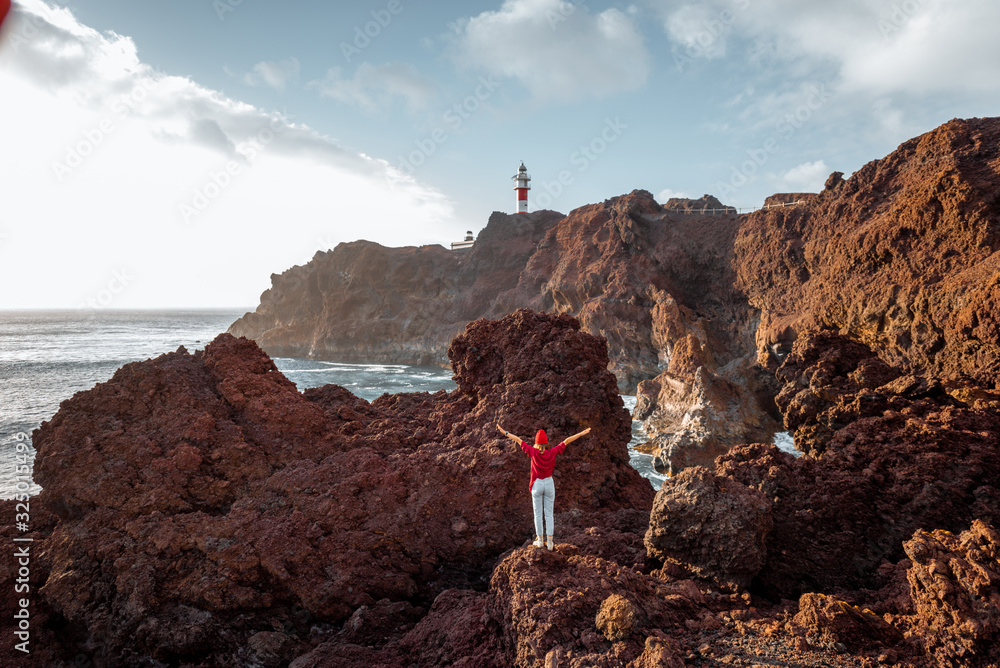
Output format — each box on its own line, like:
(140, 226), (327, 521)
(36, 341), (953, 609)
(512, 162), (531, 214)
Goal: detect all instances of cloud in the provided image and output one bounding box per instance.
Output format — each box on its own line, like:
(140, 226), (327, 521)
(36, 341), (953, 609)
(311, 62), (437, 114)
(448, 0), (650, 103)
(0, 0), (456, 309)
(774, 160), (828, 192)
(2, 1), (147, 93)
(663, 3), (734, 60)
(655, 0), (1000, 96)
(241, 58), (300, 91)
(656, 188), (690, 203)
(837, 2), (1000, 95)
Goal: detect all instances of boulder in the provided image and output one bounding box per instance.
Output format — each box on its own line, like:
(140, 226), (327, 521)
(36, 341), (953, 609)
(488, 545), (699, 668)
(904, 521), (1000, 667)
(791, 593), (903, 651)
(644, 466), (772, 590)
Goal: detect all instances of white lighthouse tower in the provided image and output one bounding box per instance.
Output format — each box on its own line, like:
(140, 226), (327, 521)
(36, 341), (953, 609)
(512, 162), (531, 214)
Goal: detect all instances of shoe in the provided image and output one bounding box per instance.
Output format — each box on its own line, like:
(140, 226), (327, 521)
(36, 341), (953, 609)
(546, 536), (554, 551)
(532, 537), (544, 548)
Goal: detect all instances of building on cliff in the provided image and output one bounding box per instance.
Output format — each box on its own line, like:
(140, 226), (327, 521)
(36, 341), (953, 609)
(451, 230), (475, 251)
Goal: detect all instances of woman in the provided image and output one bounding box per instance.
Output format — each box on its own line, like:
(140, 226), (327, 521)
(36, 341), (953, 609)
(497, 424), (592, 550)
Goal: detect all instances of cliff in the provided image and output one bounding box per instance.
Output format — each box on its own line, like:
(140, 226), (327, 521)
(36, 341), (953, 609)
(736, 117), (1000, 388)
(229, 196), (756, 394)
(231, 191), (783, 470)
(228, 210), (563, 366)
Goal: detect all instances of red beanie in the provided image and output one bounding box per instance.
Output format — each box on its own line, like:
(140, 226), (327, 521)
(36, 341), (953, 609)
(534, 429), (548, 445)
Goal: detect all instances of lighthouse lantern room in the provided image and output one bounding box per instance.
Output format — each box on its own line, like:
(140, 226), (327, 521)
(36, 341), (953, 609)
(512, 162), (531, 214)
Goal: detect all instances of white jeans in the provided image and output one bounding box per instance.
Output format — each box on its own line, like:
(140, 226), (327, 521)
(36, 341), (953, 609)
(531, 477), (555, 537)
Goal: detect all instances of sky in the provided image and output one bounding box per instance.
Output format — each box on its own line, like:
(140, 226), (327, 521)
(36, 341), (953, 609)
(1, 0), (998, 309)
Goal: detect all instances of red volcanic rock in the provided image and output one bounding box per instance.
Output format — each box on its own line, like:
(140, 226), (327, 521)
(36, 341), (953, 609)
(737, 117), (1000, 387)
(596, 593), (641, 642)
(791, 593), (903, 651)
(715, 333), (1000, 598)
(644, 466), (772, 589)
(289, 589), (501, 668)
(488, 546), (695, 667)
(774, 329), (903, 456)
(538, 189), (780, 471)
(447, 309), (654, 512)
(662, 193), (735, 213)
(763, 192), (818, 208)
(904, 521), (1000, 667)
(0, 502), (61, 665)
(12, 310), (652, 666)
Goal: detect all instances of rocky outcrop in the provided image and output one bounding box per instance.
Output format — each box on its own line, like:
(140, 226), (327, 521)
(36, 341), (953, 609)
(791, 593), (904, 652)
(638, 322), (1000, 666)
(644, 466), (771, 589)
(737, 117), (1000, 387)
(8, 310), (653, 666)
(487, 544), (694, 668)
(637, 354), (777, 474)
(763, 192), (817, 207)
(903, 521), (1000, 667)
(662, 193), (735, 213)
(710, 331), (1000, 598)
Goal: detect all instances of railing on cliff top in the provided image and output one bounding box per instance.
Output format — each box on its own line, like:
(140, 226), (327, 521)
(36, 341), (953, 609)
(664, 200), (808, 215)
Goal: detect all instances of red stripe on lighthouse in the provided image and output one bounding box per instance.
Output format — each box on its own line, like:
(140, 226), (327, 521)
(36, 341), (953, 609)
(517, 189), (528, 201)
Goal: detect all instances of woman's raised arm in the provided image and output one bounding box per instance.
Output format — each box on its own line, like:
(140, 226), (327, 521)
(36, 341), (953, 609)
(497, 424), (525, 445)
(562, 427), (592, 446)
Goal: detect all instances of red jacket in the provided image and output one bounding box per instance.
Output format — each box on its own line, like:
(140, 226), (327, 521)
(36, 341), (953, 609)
(521, 440), (566, 491)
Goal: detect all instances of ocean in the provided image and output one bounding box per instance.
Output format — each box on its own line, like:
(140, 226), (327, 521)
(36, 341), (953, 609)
(0, 310), (668, 500)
